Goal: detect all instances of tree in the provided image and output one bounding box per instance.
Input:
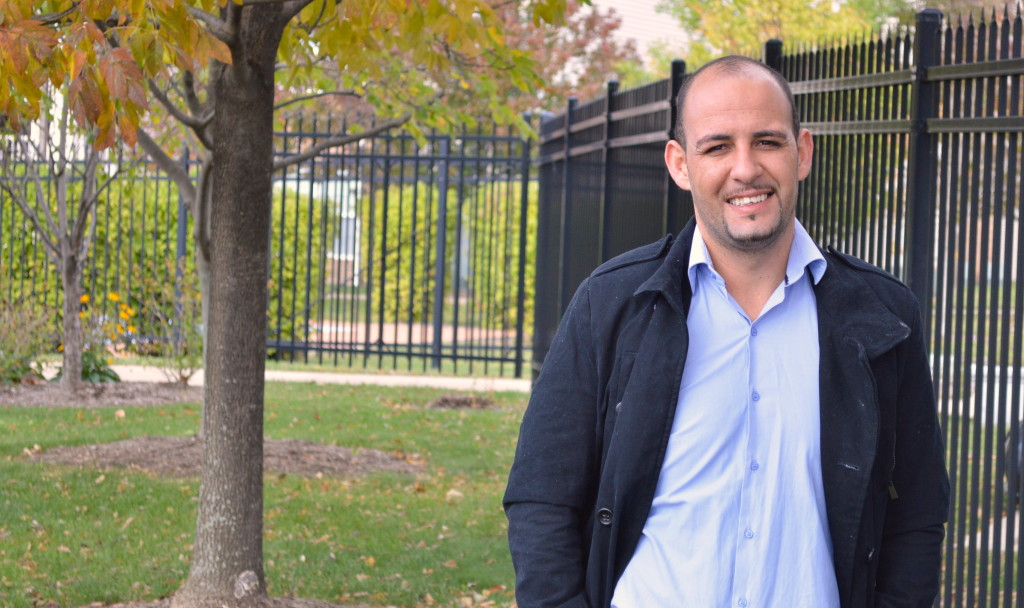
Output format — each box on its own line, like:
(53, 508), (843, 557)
(493, 0), (643, 113)
(1, 1), (576, 606)
(0, 101), (122, 389)
(655, 0), (910, 65)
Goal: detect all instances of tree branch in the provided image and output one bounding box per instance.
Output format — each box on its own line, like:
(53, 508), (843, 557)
(34, 4), (79, 25)
(274, 90), (360, 111)
(148, 80), (211, 131)
(0, 166), (60, 262)
(186, 5), (236, 45)
(280, 0), (317, 22)
(183, 71), (206, 117)
(272, 115), (410, 171)
(70, 149), (109, 248)
(136, 129), (198, 204)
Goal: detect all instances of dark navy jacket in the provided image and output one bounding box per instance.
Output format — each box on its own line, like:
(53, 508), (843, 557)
(504, 221), (949, 608)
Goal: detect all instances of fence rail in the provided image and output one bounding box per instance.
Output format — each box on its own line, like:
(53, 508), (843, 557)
(535, 5), (1023, 606)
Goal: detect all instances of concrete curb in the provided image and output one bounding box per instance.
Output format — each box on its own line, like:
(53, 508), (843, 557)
(109, 365), (532, 393)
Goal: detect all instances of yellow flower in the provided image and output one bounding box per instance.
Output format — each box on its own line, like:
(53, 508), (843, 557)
(79, 294), (90, 304)
(107, 292), (120, 302)
(119, 310), (131, 321)
(127, 325), (136, 334)
(57, 344), (64, 351)
(78, 311), (87, 318)
(124, 306), (136, 317)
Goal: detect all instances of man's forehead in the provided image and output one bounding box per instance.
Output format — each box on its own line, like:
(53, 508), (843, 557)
(682, 69), (792, 133)
(686, 64), (784, 102)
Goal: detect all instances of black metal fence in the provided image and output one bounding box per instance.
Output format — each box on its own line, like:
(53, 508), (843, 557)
(1, 121), (534, 377)
(535, 5), (1023, 606)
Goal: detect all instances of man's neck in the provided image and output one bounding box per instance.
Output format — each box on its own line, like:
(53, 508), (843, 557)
(704, 230), (794, 322)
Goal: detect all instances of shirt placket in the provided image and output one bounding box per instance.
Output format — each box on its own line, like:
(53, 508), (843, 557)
(733, 315), (764, 608)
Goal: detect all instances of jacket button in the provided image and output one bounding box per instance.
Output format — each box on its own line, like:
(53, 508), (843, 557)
(597, 508), (613, 526)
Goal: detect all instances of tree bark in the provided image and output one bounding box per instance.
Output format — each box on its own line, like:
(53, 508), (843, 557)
(59, 248), (83, 390)
(171, 5), (285, 607)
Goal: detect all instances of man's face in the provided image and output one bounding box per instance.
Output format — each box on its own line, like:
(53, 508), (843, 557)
(665, 67), (813, 256)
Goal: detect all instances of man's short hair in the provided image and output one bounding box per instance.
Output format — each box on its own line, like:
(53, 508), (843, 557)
(673, 56), (801, 147)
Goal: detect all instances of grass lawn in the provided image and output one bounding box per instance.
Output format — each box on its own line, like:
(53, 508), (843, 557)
(0, 382), (528, 608)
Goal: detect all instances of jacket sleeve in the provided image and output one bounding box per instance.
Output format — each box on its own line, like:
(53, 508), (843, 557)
(504, 279), (601, 608)
(874, 305), (950, 606)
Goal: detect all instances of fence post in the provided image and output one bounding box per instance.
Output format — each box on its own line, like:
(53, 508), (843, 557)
(599, 81), (619, 261)
(665, 60), (686, 233)
(431, 137), (450, 370)
(763, 39), (783, 71)
(905, 8), (942, 326)
(515, 116), (532, 378)
(557, 98), (577, 316)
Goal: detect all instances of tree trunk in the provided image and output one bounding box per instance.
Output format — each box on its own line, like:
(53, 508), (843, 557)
(60, 250), (83, 390)
(171, 5), (285, 608)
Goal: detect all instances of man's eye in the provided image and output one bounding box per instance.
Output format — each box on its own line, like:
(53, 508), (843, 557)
(757, 140), (782, 148)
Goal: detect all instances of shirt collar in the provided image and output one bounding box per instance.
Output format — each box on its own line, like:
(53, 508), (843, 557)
(687, 219), (827, 292)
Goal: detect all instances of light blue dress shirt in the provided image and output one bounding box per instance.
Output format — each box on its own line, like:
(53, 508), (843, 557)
(611, 220), (840, 608)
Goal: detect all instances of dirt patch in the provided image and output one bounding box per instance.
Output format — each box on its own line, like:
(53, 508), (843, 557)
(80, 598), (377, 608)
(0, 381), (202, 408)
(29, 435), (421, 479)
(427, 393), (495, 409)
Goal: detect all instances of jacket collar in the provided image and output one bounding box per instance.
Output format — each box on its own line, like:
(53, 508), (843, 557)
(634, 218), (697, 317)
(634, 217), (910, 353)
(813, 251), (910, 356)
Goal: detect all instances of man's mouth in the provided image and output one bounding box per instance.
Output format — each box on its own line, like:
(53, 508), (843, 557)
(727, 193), (770, 207)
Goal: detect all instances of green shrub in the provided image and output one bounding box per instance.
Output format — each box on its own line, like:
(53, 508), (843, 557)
(0, 295), (54, 384)
(133, 258), (203, 384)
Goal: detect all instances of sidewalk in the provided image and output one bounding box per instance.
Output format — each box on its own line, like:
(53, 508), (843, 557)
(110, 365), (532, 393)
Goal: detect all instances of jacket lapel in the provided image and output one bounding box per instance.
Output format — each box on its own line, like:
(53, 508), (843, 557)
(813, 255), (910, 602)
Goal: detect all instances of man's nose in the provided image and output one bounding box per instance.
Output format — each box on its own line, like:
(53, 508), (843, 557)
(730, 146), (762, 181)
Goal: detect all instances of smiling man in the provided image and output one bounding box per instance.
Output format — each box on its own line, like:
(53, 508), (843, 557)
(504, 56), (949, 608)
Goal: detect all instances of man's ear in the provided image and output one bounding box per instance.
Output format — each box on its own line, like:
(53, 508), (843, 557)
(797, 128), (814, 181)
(664, 139), (691, 191)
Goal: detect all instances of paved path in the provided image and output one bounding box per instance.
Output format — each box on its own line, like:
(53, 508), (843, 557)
(110, 365), (532, 393)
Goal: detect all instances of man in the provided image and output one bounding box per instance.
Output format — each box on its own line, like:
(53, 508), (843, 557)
(503, 56), (949, 608)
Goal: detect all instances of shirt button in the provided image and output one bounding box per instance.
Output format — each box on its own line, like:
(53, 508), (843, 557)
(738, 598), (748, 607)
(750, 460), (759, 471)
(744, 527), (754, 539)
(752, 391), (760, 402)
(750, 327), (758, 337)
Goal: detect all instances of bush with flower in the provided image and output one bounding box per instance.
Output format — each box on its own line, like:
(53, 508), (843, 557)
(54, 291), (137, 383)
